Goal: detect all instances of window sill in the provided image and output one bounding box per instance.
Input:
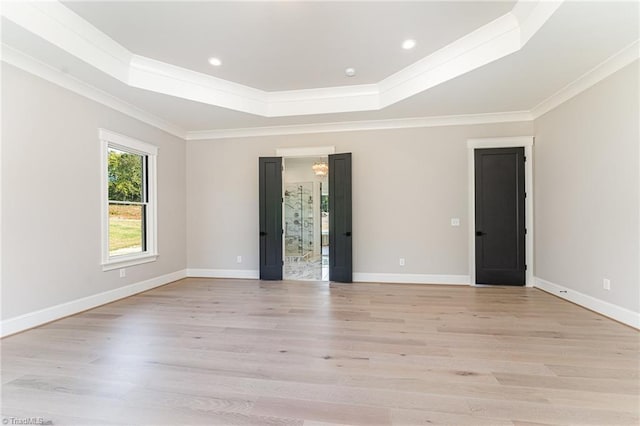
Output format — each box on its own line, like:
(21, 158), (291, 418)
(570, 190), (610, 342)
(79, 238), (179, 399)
(102, 253), (158, 271)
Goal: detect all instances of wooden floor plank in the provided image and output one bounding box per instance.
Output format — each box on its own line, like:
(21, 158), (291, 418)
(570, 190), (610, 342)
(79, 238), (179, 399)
(1, 278), (638, 425)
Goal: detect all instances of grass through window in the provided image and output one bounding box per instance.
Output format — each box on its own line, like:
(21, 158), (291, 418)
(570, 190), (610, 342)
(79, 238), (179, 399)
(109, 204), (143, 256)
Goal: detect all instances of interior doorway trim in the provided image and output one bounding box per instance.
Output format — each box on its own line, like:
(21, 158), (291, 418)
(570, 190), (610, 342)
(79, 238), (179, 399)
(467, 136), (534, 287)
(276, 146), (335, 282)
(276, 146), (335, 157)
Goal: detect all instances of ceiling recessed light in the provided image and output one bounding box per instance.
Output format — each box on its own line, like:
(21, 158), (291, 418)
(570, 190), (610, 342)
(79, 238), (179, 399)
(402, 39), (416, 50)
(345, 67), (356, 77)
(208, 57), (222, 67)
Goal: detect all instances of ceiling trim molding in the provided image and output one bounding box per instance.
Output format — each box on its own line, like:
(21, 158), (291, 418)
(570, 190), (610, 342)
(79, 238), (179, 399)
(377, 13), (521, 107)
(2, 42), (535, 141)
(128, 54), (269, 116)
(184, 111), (534, 141)
(1, 1), (132, 81)
(4, 36), (634, 143)
(1, 0), (563, 118)
(531, 40), (640, 119)
(185, 43), (637, 141)
(1, 44), (187, 139)
(511, 0), (566, 46)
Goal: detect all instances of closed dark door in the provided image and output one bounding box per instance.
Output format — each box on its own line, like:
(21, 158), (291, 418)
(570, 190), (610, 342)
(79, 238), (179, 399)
(475, 148), (525, 285)
(259, 157), (283, 280)
(329, 153), (352, 282)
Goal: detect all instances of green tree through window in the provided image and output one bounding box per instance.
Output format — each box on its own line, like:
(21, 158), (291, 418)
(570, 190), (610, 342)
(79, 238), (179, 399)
(108, 150), (143, 202)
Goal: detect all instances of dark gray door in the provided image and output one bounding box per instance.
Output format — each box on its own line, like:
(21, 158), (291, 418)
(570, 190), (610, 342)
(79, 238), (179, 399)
(259, 157), (283, 280)
(329, 153), (352, 282)
(474, 148), (525, 285)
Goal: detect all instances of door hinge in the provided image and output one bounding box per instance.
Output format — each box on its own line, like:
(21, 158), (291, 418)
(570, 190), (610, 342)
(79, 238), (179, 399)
(282, 260), (284, 266)
(524, 156), (527, 162)
(282, 198), (284, 203)
(281, 229), (284, 234)
(524, 228), (528, 235)
(524, 192), (527, 198)
(525, 264), (528, 271)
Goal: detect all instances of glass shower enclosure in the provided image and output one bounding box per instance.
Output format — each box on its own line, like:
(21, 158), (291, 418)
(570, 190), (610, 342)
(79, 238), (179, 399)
(284, 182), (315, 261)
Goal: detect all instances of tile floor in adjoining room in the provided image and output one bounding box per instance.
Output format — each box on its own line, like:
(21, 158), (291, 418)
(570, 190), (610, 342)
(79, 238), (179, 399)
(284, 256), (328, 281)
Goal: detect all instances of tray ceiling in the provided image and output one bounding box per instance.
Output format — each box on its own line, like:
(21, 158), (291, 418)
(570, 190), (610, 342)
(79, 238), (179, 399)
(1, 1), (638, 136)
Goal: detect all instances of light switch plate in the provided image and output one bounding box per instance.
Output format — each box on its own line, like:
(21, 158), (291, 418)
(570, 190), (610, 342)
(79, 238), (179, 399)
(451, 218), (460, 227)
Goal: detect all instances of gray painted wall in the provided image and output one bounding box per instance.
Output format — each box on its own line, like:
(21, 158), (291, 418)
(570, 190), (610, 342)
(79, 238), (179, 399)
(186, 122), (534, 276)
(1, 64), (187, 320)
(534, 61), (639, 313)
(3, 56), (636, 324)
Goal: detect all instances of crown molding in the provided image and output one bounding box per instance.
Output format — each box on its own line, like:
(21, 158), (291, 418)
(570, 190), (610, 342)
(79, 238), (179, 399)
(1, 44), (187, 139)
(531, 40), (640, 119)
(512, 0), (565, 46)
(185, 111), (534, 141)
(1, 0), (563, 117)
(1, 42), (533, 139)
(187, 38), (635, 141)
(267, 84), (381, 116)
(378, 13), (521, 107)
(1, 1), (132, 81)
(4, 34), (634, 142)
(128, 54), (269, 116)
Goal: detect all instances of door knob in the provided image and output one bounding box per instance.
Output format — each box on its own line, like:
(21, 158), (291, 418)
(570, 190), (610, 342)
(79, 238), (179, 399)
(260, 231), (267, 236)
(476, 231), (485, 236)
(344, 232), (352, 237)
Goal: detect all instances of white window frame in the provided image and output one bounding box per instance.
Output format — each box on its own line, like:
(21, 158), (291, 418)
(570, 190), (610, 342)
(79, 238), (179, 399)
(99, 128), (158, 271)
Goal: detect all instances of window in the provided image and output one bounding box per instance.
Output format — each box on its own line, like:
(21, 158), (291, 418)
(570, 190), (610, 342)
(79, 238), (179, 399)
(100, 129), (158, 270)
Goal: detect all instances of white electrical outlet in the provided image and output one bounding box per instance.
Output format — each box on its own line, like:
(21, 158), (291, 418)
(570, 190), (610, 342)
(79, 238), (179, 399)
(603, 278), (611, 290)
(451, 218), (460, 227)
(236, 255), (242, 264)
(399, 258), (405, 266)
(119, 268), (126, 278)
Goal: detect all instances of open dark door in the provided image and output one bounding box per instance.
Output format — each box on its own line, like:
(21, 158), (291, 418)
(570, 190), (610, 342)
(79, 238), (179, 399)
(259, 157), (283, 280)
(474, 147), (525, 285)
(329, 153), (352, 282)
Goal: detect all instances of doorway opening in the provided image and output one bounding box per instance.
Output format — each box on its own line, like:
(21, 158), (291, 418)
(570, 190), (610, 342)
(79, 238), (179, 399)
(474, 147), (525, 285)
(283, 156), (329, 281)
(467, 136), (534, 287)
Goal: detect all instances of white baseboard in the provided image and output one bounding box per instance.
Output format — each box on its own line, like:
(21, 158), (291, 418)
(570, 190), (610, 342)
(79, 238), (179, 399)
(353, 273), (470, 285)
(0, 269), (187, 338)
(534, 277), (640, 329)
(187, 268), (260, 279)
(186, 269), (469, 285)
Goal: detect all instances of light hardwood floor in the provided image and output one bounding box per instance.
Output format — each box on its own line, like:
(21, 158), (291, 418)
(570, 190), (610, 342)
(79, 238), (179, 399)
(1, 278), (639, 425)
